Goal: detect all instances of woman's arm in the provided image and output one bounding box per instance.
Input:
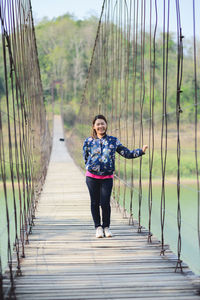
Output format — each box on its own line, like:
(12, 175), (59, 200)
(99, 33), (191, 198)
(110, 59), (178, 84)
(116, 139), (148, 159)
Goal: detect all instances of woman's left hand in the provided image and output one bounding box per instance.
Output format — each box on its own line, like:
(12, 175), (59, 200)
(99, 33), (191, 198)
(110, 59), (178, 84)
(142, 145), (148, 153)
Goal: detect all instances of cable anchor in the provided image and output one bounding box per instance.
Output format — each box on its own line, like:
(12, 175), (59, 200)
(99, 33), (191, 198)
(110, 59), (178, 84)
(148, 232), (153, 243)
(175, 259), (183, 273)
(137, 225), (142, 233)
(160, 248), (166, 256)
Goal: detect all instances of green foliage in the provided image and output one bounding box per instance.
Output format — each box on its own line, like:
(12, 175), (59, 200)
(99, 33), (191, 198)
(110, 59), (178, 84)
(34, 14), (98, 106)
(30, 15), (200, 128)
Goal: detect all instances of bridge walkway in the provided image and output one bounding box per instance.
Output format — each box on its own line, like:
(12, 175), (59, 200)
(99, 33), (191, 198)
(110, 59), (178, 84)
(14, 115), (199, 299)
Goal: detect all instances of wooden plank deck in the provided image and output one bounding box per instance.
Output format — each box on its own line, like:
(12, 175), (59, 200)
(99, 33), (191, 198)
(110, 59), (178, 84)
(13, 115), (199, 299)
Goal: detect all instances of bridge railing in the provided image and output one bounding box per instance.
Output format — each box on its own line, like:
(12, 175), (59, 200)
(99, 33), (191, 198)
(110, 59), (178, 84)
(69, 0), (200, 276)
(0, 0), (52, 297)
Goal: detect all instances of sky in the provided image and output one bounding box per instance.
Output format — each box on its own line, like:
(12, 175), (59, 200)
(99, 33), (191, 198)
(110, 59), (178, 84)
(31, 0), (104, 22)
(31, 0), (200, 39)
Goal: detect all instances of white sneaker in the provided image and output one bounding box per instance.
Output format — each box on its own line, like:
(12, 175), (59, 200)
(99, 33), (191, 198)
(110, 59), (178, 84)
(104, 227), (113, 238)
(96, 226), (104, 238)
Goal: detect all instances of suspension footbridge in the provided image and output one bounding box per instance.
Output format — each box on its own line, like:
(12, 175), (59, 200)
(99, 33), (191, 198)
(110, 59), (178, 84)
(3, 115), (199, 299)
(0, 0), (200, 299)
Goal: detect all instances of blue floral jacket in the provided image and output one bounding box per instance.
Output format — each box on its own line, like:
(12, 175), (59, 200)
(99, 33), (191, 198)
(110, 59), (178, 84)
(83, 135), (144, 176)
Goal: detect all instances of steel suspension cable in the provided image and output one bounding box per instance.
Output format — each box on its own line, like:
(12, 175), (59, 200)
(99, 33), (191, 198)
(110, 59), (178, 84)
(115, 0), (121, 211)
(160, 0), (170, 256)
(175, 0), (184, 273)
(129, 0), (135, 225)
(124, 0), (132, 221)
(129, 0), (139, 225)
(137, 0), (145, 233)
(192, 0), (200, 250)
(147, 0), (155, 243)
(122, 0), (130, 219)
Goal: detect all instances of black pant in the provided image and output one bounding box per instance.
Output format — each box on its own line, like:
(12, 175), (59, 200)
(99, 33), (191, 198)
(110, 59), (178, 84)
(86, 176), (113, 229)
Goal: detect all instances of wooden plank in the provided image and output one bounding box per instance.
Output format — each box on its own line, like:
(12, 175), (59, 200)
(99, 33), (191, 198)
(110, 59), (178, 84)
(10, 116), (199, 300)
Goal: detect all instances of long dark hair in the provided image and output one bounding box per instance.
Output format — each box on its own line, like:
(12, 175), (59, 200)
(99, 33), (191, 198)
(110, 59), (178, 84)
(92, 115), (108, 138)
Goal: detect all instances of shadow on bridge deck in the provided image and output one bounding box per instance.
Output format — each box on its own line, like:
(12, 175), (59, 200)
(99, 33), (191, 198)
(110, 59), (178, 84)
(13, 116), (199, 300)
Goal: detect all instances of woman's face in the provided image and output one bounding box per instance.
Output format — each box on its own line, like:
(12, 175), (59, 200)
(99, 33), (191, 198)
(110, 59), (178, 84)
(93, 118), (107, 137)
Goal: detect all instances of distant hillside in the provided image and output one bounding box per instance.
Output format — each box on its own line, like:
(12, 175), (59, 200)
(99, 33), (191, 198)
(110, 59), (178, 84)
(34, 14), (98, 115)
(0, 13), (199, 126)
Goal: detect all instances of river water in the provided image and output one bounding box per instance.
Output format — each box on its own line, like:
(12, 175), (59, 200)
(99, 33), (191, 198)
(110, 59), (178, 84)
(115, 179), (200, 275)
(0, 187), (25, 273)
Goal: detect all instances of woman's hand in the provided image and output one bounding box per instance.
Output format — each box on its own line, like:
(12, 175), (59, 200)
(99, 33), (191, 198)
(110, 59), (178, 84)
(142, 145), (148, 153)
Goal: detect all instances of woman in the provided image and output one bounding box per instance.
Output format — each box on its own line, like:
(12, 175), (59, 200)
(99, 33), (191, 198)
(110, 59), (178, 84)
(83, 115), (148, 238)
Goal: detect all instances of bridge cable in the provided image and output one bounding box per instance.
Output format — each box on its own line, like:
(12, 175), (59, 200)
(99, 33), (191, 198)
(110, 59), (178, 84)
(175, 0), (184, 272)
(192, 0), (200, 250)
(137, 0), (145, 233)
(0, 0), (52, 296)
(147, 0), (156, 243)
(72, 0), (199, 274)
